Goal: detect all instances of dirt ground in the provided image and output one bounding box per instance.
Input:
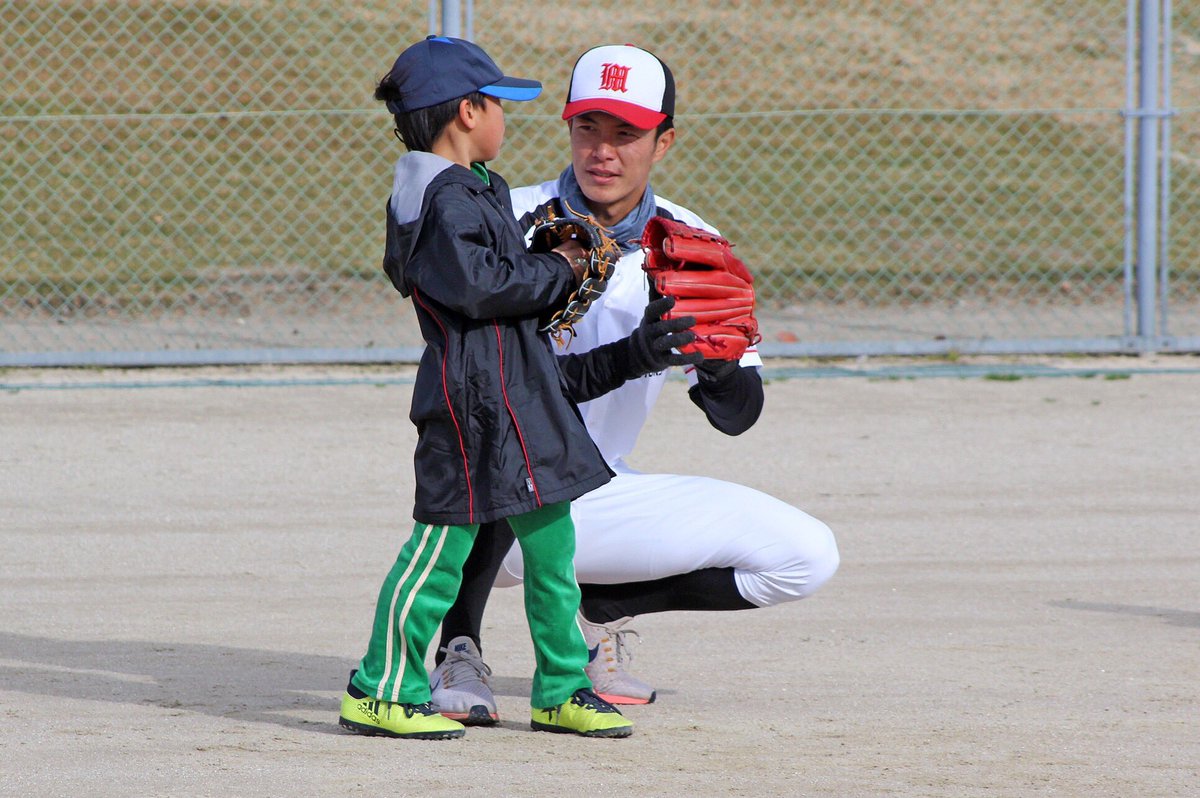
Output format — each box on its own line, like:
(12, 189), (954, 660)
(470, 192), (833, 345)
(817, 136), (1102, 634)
(1, 360), (1197, 797)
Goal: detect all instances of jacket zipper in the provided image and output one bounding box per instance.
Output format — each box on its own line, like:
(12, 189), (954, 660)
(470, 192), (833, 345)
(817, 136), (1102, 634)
(492, 320), (543, 507)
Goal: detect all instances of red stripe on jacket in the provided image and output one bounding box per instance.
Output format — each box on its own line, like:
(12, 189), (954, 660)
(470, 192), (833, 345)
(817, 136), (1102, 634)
(412, 288), (475, 523)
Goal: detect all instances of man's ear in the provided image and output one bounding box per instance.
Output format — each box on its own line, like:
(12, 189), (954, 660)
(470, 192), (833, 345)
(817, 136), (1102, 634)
(652, 127), (675, 164)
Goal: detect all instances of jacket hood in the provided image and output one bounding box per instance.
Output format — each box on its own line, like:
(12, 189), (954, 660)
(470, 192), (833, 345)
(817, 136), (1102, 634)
(389, 152), (458, 225)
(384, 152), (487, 297)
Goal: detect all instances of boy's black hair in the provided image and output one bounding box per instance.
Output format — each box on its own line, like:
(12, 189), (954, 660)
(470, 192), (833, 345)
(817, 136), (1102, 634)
(375, 77), (487, 153)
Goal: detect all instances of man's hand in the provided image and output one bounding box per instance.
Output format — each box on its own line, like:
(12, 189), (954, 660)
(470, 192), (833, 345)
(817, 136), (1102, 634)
(628, 296), (704, 376)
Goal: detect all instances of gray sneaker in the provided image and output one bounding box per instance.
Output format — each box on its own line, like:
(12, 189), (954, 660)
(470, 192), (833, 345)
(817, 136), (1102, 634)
(579, 614), (657, 705)
(429, 636), (499, 725)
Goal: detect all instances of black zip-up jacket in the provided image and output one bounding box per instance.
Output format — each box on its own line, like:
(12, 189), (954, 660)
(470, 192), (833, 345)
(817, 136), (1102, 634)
(382, 152), (618, 525)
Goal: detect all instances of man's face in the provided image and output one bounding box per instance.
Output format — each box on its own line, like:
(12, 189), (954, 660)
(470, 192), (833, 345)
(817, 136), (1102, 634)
(568, 111), (674, 226)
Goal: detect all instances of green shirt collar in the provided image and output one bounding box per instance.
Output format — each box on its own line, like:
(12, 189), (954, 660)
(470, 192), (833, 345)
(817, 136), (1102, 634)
(470, 162), (491, 186)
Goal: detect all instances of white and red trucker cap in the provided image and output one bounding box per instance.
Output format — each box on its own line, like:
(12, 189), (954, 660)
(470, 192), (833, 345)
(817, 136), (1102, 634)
(561, 44), (675, 129)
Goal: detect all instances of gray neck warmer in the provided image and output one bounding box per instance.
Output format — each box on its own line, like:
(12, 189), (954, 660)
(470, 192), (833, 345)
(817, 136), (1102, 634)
(556, 165), (657, 253)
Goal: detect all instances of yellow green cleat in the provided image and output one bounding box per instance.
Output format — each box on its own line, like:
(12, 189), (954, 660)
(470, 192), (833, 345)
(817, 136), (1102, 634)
(338, 692), (465, 740)
(531, 688), (634, 738)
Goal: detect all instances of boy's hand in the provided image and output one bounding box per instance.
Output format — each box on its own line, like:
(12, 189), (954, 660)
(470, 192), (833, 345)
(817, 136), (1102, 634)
(528, 213), (619, 344)
(553, 240), (588, 285)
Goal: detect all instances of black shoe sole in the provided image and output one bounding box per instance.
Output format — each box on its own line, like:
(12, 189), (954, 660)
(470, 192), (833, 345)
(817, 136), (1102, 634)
(530, 721), (633, 738)
(461, 705), (500, 726)
(338, 716), (465, 740)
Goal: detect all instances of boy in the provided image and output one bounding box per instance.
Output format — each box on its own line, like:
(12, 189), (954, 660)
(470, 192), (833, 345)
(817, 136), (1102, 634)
(338, 37), (696, 741)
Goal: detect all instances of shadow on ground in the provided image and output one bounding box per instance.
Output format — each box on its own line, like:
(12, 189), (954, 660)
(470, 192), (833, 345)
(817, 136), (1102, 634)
(1049, 600), (1200, 629)
(0, 632), (533, 733)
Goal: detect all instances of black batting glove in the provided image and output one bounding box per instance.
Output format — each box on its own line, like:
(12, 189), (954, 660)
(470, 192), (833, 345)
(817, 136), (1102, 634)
(627, 296), (704, 377)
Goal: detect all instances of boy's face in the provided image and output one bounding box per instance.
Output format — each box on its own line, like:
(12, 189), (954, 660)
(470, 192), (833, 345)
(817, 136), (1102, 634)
(568, 112), (674, 226)
(475, 96), (505, 163)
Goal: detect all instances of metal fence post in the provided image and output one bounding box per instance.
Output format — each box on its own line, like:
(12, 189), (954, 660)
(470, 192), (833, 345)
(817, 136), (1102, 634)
(1122, 0), (1137, 339)
(428, 1), (472, 40)
(1134, 0), (1161, 346)
(441, 0), (461, 38)
(1157, 0), (1173, 337)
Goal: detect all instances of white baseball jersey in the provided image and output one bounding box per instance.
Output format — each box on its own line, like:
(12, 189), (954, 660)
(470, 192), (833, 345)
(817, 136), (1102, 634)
(510, 181), (763, 469)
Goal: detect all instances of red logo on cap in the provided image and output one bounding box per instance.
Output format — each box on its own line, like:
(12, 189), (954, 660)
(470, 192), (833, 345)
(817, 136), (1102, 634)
(598, 63), (631, 93)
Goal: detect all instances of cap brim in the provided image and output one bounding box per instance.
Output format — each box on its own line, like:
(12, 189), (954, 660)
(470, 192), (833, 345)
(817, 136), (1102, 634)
(480, 77), (542, 102)
(561, 98), (666, 129)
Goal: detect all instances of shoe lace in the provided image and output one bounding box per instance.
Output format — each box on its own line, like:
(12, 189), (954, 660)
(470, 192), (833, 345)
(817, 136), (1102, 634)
(604, 625), (642, 670)
(570, 688), (618, 714)
(403, 701), (438, 719)
(372, 700), (437, 720)
(437, 644), (493, 687)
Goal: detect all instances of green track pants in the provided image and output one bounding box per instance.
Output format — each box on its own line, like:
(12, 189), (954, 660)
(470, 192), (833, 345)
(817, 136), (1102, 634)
(350, 501), (591, 709)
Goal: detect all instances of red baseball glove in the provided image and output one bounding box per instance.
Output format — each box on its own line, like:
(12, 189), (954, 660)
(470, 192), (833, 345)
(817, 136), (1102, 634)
(640, 216), (760, 361)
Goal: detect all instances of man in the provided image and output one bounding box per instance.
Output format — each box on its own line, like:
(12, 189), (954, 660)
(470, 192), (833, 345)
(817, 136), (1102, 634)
(427, 44), (840, 725)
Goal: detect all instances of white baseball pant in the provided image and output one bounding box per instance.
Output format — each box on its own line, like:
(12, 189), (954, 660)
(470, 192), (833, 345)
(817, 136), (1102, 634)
(494, 467), (839, 608)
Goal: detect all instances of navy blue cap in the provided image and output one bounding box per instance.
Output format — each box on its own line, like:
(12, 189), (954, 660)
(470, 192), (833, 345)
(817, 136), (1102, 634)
(383, 36), (542, 114)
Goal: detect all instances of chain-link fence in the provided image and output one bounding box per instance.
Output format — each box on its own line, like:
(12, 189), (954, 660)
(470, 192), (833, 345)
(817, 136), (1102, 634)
(1, 1), (1196, 365)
